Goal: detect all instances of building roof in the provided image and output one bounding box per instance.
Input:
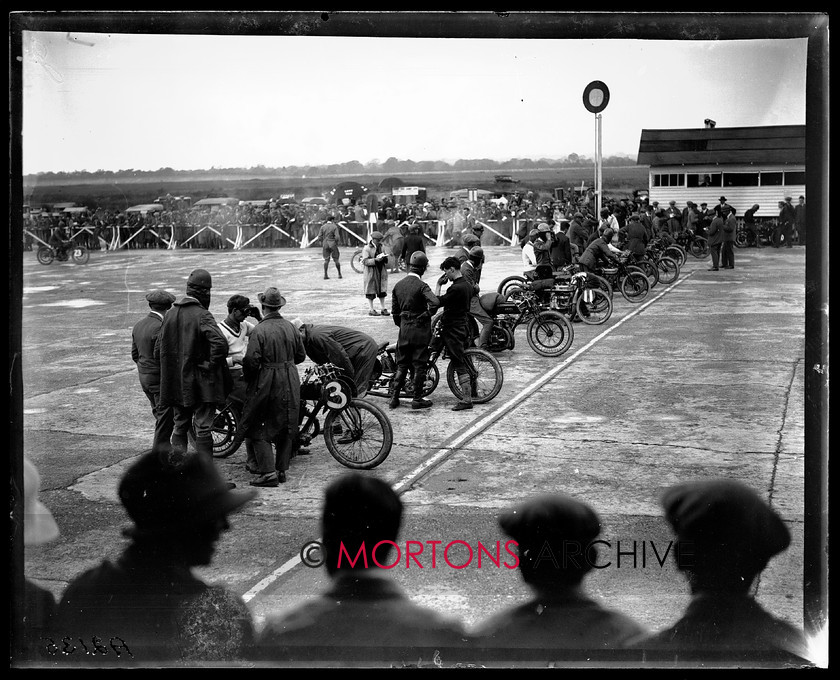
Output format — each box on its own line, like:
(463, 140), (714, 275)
(637, 125), (805, 166)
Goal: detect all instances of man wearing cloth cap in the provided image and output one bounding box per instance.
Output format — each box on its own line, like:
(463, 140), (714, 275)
(55, 451), (257, 664)
(154, 270), (234, 480)
(634, 479), (808, 659)
(433, 256), (477, 411)
(472, 493), (648, 652)
(521, 229), (539, 276)
(317, 214), (343, 279)
(292, 318), (378, 399)
(238, 287), (306, 486)
(132, 289), (176, 426)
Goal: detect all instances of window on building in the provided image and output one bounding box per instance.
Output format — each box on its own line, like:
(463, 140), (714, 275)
(687, 173), (722, 188)
(760, 172), (784, 186)
(723, 172), (759, 187)
(785, 171), (806, 184)
(652, 173), (685, 188)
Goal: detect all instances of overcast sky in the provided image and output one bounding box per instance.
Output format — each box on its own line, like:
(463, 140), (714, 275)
(20, 30), (807, 174)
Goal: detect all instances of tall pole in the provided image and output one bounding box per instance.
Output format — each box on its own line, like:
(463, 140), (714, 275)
(596, 113), (603, 219)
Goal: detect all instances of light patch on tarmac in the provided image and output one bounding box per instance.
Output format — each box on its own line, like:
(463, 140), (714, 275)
(24, 408), (48, 414)
(550, 413), (607, 425)
(23, 286), (61, 294)
(70, 457), (138, 503)
(73, 388), (99, 394)
(38, 299), (107, 308)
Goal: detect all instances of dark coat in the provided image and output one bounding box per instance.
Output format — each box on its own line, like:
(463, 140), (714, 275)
(240, 312), (306, 441)
(707, 216), (724, 246)
(722, 214), (737, 242)
(472, 590), (649, 652)
(155, 297), (230, 408)
(549, 231), (573, 268)
(55, 552), (255, 664)
(636, 594), (809, 659)
(132, 312), (165, 394)
(391, 274), (439, 349)
(400, 233), (426, 264)
(578, 238), (617, 270)
(301, 324), (378, 395)
(625, 220), (649, 256)
(567, 219), (589, 253)
(254, 571), (466, 663)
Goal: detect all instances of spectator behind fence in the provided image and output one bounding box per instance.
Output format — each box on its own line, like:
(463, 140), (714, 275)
(254, 472), (468, 664)
(54, 450), (257, 665)
(471, 493), (648, 656)
(633, 478), (809, 661)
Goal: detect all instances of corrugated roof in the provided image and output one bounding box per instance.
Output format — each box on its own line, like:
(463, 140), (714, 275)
(637, 125), (805, 166)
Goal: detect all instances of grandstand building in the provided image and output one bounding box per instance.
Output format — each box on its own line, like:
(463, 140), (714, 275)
(637, 124), (805, 219)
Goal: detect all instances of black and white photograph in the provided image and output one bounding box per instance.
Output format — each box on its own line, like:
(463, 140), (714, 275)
(10, 11), (828, 669)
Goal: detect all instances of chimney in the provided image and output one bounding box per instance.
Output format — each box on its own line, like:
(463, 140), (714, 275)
(704, 119), (717, 129)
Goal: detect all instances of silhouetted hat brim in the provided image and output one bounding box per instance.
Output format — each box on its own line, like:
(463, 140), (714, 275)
(661, 479), (790, 562)
(119, 450), (256, 539)
(499, 493), (601, 549)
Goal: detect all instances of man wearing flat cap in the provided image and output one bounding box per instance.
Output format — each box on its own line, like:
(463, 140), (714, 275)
(132, 289), (176, 425)
(238, 287), (306, 486)
(634, 478), (808, 659)
(472, 493), (648, 652)
(154, 269), (233, 479)
(55, 450), (257, 665)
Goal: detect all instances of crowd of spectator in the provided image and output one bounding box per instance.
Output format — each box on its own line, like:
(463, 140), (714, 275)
(25, 187), (797, 254)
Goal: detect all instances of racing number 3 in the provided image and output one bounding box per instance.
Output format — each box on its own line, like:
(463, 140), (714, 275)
(324, 381), (348, 410)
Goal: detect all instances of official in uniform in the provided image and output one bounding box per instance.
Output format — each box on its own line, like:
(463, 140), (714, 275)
(388, 251), (439, 410)
(472, 493), (649, 654)
(635, 478), (809, 661)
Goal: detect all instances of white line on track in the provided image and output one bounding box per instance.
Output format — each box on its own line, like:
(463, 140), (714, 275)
(242, 271), (695, 603)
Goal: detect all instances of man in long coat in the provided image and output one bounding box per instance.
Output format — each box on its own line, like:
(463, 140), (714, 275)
(239, 287), (306, 486)
(706, 210), (724, 271)
(154, 269), (231, 471)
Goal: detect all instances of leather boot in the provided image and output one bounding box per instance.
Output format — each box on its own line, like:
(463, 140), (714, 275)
(336, 262), (343, 279)
(452, 373), (473, 411)
(388, 368), (407, 409)
(323, 261), (330, 279)
(411, 369), (433, 409)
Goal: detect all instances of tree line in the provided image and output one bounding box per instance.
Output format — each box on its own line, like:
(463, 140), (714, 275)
(25, 154), (637, 182)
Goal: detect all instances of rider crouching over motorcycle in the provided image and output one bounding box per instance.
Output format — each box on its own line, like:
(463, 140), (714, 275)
(388, 252), (440, 410)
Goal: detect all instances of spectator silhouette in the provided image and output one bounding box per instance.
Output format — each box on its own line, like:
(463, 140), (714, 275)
(471, 493), (648, 657)
(634, 478), (809, 661)
(18, 457), (61, 660)
(54, 450), (257, 666)
(254, 473), (467, 664)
